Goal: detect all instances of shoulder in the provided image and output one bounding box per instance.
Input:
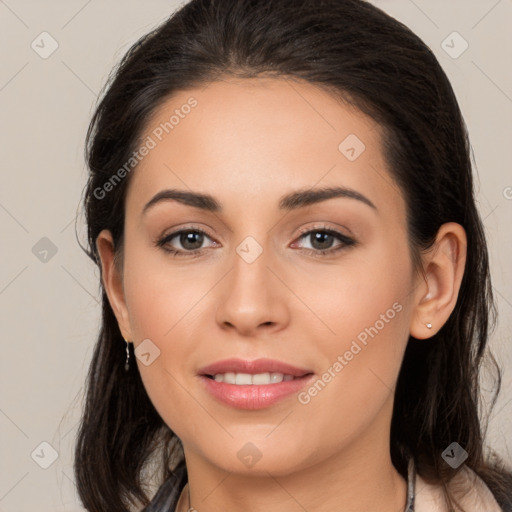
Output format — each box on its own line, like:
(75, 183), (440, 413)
(415, 464), (502, 512)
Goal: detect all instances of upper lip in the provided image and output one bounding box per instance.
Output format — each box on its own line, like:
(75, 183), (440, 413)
(198, 358), (313, 377)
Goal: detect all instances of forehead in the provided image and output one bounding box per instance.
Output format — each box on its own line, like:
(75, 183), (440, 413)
(125, 77), (404, 218)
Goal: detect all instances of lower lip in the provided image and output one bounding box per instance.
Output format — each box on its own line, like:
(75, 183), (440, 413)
(198, 374), (315, 410)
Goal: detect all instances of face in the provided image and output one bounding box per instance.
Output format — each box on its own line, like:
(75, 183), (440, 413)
(103, 77), (420, 476)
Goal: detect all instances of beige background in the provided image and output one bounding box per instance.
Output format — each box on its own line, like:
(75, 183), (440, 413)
(0, 1), (511, 510)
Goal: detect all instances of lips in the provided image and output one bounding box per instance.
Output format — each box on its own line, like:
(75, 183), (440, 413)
(197, 358), (315, 410)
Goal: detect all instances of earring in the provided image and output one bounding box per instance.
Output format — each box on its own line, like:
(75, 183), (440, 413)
(124, 338), (131, 371)
(426, 323), (432, 329)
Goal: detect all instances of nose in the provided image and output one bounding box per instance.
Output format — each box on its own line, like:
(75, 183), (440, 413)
(215, 239), (290, 337)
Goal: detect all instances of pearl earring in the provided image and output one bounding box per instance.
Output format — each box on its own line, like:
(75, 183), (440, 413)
(426, 323), (432, 329)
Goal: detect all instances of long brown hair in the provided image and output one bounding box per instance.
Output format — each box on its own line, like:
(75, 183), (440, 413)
(74, 0), (512, 510)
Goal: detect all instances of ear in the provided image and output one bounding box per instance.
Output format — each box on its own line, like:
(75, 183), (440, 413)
(96, 229), (133, 341)
(410, 222), (467, 339)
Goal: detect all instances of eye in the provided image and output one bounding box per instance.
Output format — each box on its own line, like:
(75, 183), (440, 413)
(156, 228), (218, 257)
(292, 227), (356, 256)
(155, 225), (356, 258)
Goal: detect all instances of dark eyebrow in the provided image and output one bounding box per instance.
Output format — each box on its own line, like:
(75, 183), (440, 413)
(142, 189), (220, 214)
(278, 186), (376, 211)
(142, 185), (377, 215)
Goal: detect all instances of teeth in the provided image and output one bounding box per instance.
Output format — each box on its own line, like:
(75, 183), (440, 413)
(236, 373), (252, 385)
(212, 372), (296, 385)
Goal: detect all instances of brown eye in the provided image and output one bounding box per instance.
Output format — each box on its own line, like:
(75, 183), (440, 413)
(156, 228), (218, 257)
(309, 231), (336, 251)
(177, 231), (205, 251)
(293, 228), (356, 256)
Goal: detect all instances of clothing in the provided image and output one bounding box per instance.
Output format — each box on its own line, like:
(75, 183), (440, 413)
(142, 459), (187, 512)
(415, 464), (504, 512)
(142, 458), (503, 512)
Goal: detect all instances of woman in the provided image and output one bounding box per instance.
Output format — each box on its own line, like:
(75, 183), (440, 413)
(74, 0), (512, 510)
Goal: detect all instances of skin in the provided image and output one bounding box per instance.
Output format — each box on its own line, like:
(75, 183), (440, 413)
(97, 77), (467, 512)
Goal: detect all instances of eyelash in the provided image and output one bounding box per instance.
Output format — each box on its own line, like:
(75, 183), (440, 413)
(155, 225), (356, 258)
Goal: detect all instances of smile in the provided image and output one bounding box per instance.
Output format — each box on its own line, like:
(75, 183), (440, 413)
(206, 372), (297, 385)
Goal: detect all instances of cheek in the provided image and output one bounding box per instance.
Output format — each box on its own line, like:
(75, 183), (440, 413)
(122, 240), (213, 338)
(300, 239), (412, 350)
(295, 241), (413, 419)
(121, 243), (224, 433)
